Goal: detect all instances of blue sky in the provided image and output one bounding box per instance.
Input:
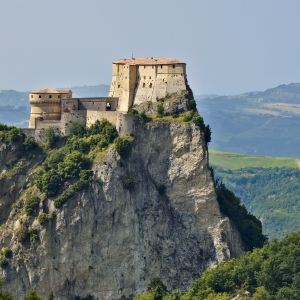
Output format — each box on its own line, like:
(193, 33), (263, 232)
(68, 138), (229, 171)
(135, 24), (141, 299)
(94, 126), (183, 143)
(1, 0), (300, 95)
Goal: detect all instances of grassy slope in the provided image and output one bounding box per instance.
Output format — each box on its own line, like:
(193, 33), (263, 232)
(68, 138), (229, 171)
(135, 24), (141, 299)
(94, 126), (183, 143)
(209, 149), (299, 169)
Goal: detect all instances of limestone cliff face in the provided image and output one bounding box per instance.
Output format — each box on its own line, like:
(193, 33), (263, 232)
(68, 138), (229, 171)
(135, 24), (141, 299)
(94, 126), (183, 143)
(0, 122), (244, 299)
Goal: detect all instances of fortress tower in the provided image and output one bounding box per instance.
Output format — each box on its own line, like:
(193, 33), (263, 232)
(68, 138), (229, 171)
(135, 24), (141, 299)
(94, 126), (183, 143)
(108, 58), (187, 111)
(28, 88), (72, 128)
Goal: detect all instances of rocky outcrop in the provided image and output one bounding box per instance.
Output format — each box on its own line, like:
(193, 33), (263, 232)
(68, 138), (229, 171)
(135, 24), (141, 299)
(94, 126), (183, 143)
(0, 121), (244, 299)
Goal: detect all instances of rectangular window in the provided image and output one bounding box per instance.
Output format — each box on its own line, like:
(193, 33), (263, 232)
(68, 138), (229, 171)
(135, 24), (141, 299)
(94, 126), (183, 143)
(31, 95), (33, 98)
(58, 95), (60, 98)
(49, 95), (52, 98)
(39, 95), (41, 98)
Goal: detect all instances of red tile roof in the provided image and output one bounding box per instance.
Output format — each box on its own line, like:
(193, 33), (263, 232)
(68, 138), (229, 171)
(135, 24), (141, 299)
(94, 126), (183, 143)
(113, 58), (184, 65)
(30, 88), (71, 94)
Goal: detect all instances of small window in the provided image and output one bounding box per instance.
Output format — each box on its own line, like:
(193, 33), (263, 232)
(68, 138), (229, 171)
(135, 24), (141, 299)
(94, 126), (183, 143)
(144, 76), (146, 79)
(49, 95), (52, 99)
(173, 65), (175, 68)
(161, 65), (163, 68)
(58, 95), (60, 98)
(149, 83), (152, 88)
(144, 66), (146, 69)
(31, 95), (33, 98)
(149, 76), (151, 79)
(143, 83), (145, 88)
(39, 95), (41, 98)
(118, 85), (120, 88)
(152, 66), (154, 69)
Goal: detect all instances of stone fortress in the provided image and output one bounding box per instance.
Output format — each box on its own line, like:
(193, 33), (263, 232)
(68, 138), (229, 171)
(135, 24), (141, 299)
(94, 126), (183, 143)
(28, 57), (189, 137)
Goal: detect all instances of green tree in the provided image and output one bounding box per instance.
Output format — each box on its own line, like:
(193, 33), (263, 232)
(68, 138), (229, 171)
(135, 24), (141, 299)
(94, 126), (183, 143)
(115, 136), (133, 158)
(41, 169), (63, 196)
(157, 104), (164, 117)
(69, 121), (86, 137)
(22, 136), (38, 150)
(45, 127), (57, 147)
(24, 290), (43, 300)
(25, 195), (40, 216)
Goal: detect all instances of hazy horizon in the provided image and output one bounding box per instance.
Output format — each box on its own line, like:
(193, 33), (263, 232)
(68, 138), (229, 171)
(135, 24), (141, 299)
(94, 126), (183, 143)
(1, 0), (300, 95)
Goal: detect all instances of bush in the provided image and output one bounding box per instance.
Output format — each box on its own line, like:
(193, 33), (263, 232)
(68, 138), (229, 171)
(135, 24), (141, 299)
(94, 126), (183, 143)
(115, 136), (133, 158)
(38, 213), (48, 225)
(15, 225), (29, 243)
(24, 290), (43, 300)
(58, 151), (90, 179)
(45, 127), (57, 147)
(23, 136), (38, 151)
(69, 121), (86, 137)
(1, 248), (12, 258)
(41, 169), (63, 197)
(4, 127), (24, 143)
(189, 99), (197, 110)
(183, 110), (194, 122)
(87, 119), (118, 143)
(0, 259), (8, 269)
(157, 104), (164, 117)
(192, 112), (205, 130)
(46, 151), (65, 170)
(123, 178), (135, 190)
(139, 110), (151, 124)
(66, 136), (90, 153)
(204, 124), (212, 144)
(171, 107), (179, 118)
(128, 108), (138, 115)
(29, 227), (38, 242)
(25, 195), (40, 216)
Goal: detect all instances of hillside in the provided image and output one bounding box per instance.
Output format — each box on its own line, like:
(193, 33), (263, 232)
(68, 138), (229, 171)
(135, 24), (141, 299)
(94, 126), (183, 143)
(209, 150), (300, 240)
(196, 82), (300, 157)
(0, 104), (266, 299)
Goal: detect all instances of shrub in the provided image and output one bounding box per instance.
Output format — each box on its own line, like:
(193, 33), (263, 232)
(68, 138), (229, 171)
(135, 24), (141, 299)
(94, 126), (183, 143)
(23, 136), (38, 151)
(24, 290), (43, 300)
(66, 136), (90, 153)
(189, 99), (197, 110)
(79, 169), (93, 181)
(183, 110), (194, 122)
(1, 248), (12, 258)
(38, 213), (48, 225)
(0, 259), (8, 269)
(25, 195), (40, 216)
(128, 108), (138, 115)
(115, 136), (133, 158)
(171, 107), (179, 118)
(157, 184), (166, 195)
(15, 225), (29, 243)
(46, 150), (65, 170)
(69, 121), (86, 137)
(87, 119), (118, 143)
(139, 110), (151, 124)
(29, 227), (38, 242)
(4, 127), (24, 143)
(204, 124), (212, 144)
(45, 127), (57, 147)
(58, 151), (90, 179)
(41, 169), (63, 197)
(123, 178), (135, 190)
(192, 112), (205, 130)
(157, 104), (164, 117)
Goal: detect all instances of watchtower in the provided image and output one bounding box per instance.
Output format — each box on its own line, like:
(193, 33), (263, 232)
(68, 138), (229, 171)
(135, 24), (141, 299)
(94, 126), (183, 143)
(28, 88), (72, 128)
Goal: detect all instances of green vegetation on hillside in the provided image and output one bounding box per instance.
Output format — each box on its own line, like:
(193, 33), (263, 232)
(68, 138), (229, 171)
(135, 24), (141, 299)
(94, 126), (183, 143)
(197, 83), (300, 157)
(213, 165), (300, 240)
(209, 150), (298, 169)
(135, 231), (300, 299)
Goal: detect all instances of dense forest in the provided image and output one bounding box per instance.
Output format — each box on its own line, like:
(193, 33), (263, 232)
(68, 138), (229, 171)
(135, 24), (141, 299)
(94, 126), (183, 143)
(212, 166), (300, 240)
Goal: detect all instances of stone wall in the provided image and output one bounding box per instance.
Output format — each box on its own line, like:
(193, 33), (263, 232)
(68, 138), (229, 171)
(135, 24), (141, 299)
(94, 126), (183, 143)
(109, 63), (187, 109)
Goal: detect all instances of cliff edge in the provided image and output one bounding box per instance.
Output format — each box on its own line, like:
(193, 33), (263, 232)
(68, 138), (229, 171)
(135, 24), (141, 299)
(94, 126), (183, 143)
(0, 120), (244, 299)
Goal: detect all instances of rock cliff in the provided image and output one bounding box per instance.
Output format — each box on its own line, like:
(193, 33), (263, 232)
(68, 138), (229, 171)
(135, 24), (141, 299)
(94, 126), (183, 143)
(0, 121), (244, 299)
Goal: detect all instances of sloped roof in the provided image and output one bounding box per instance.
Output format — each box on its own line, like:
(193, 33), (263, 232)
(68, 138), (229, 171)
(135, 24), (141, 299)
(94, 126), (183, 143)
(30, 88), (60, 94)
(30, 88), (71, 94)
(113, 58), (184, 65)
(56, 89), (72, 94)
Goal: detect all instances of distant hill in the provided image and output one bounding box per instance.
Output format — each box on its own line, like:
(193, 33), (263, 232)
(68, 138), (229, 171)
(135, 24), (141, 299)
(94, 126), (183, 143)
(70, 84), (110, 98)
(196, 82), (300, 157)
(210, 150), (300, 240)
